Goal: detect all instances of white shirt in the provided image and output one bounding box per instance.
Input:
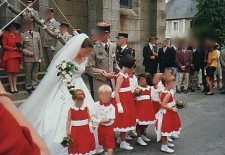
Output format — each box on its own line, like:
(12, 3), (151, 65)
(121, 44), (128, 51)
(149, 43), (154, 51)
(150, 85), (163, 102)
(94, 101), (115, 126)
(129, 74), (138, 92)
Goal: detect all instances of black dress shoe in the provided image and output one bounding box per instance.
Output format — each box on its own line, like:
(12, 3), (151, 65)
(219, 92), (225, 94)
(26, 89), (33, 93)
(10, 90), (15, 94)
(202, 89), (207, 92)
(14, 90), (19, 93)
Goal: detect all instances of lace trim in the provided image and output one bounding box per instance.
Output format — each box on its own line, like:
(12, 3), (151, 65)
(114, 126), (136, 132)
(69, 149), (96, 155)
(137, 85), (150, 91)
(137, 120), (156, 125)
(173, 127), (181, 135)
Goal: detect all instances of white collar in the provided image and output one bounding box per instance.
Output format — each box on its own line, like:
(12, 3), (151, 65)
(121, 44), (127, 50)
(72, 104), (87, 111)
(49, 18), (55, 22)
(149, 43), (153, 47)
(27, 30), (33, 33)
(138, 85), (150, 91)
(101, 41), (109, 47)
(118, 72), (129, 78)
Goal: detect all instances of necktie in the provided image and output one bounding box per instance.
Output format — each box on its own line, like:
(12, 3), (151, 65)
(105, 44), (109, 55)
(29, 31), (33, 38)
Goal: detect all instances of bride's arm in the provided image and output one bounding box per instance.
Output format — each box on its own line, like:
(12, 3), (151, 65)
(0, 83), (50, 155)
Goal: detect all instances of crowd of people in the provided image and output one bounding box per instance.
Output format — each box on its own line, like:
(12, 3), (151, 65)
(142, 36), (225, 95)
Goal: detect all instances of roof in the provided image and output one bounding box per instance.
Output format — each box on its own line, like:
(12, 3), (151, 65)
(166, 0), (198, 20)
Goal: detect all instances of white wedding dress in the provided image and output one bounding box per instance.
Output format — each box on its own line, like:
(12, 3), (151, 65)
(19, 34), (95, 155)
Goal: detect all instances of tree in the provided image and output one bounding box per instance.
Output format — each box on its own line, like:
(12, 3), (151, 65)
(191, 0), (225, 44)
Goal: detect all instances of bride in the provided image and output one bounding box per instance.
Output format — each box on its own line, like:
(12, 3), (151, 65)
(19, 34), (95, 155)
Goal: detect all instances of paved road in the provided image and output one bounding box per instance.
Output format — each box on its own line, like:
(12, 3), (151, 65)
(114, 90), (225, 155)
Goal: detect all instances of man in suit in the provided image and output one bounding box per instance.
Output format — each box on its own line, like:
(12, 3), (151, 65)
(21, 21), (43, 93)
(220, 45), (225, 94)
(143, 37), (158, 76)
(188, 40), (201, 92)
(7, 0), (40, 32)
(87, 22), (120, 101)
(41, 8), (60, 68)
(55, 22), (72, 54)
(158, 39), (176, 73)
(176, 39), (193, 94)
(116, 33), (135, 68)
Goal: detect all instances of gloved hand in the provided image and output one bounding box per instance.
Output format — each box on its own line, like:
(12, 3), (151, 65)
(173, 107), (178, 112)
(89, 122), (95, 134)
(117, 103), (124, 113)
(92, 118), (101, 126)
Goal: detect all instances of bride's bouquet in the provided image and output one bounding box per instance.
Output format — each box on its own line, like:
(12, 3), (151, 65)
(56, 60), (78, 94)
(175, 100), (187, 109)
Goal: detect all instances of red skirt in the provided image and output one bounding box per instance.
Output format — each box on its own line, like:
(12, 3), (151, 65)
(68, 125), (95, 154)
(152, 101), (161, 114)
(113, 91), (136, 132)
(5, 58), (21, 73)
(172, 112), (181, 135)
(155, 110), (174, 136)
(98, 125), (115, 149)
(136, 99), (156, 125)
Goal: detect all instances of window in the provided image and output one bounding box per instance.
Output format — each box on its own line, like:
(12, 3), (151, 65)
(172, 21), (179, 31)
(120, 0), (132, 8)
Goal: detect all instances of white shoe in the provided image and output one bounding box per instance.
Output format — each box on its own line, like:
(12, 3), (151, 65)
(120, 141), (133, 150)
(167, 137), (173, 142)
(172, 134), (179, 139)
(125, 135), (133, 140)
(142, 135), (151, 142)
(116, 137), (121, 144)
(137, 137), (147, 146)
(161, 145), (175, 153)
(130, 130), (137, 137)
(95, 145), (104, 154)
(167, 142), (175, 148)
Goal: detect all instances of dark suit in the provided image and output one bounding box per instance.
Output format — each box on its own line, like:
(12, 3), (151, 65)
(116, 45), (135, 68)
(189, 48), (201, 90)
(176, 49), (193, 90)
(158, 46), (176, 73)
(143, 43), (158, 76)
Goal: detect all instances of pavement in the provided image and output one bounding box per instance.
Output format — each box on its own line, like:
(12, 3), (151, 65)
(114, 89), (225, 155)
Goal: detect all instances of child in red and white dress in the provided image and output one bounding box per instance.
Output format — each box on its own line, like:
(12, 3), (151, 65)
(114, 55), (136, 151)
(155, 76), (181, 153)
(92, 85), (115, 155)
(150, 73), (164, 113)
(66, 89), (96, 155)
(135, 74), (155, 146)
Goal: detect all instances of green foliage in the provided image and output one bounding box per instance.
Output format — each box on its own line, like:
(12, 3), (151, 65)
(192, 0), (225, 44)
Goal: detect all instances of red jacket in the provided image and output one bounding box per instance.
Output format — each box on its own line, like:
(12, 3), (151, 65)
(2, 32), (23, 63)
(0, 104), (40, 155)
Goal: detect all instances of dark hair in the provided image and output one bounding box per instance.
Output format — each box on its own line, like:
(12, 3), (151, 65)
(138, 73), (147, 81)
(81, 38), (94, 48)
(72, 89), (85, 99)
(149, 37), (155, 42)
(121, 55), (136, 69)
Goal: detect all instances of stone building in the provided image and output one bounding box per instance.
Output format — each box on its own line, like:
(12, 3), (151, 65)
(165, 0), (197, 40)
(0, 0), (166, 72)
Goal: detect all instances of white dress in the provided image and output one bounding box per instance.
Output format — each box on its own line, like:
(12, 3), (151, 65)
(20, 60), (95, 155)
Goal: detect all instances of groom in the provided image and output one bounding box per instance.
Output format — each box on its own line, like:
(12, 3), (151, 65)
(87, 22), (120, 100)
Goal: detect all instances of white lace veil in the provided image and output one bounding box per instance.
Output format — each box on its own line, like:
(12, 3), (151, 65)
(19, 34), (89, 116)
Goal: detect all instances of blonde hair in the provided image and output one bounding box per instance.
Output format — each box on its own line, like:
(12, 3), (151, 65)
(98, 85), (112, 95)
(154, 73), (163, 81)
(164, 76), (176, 85)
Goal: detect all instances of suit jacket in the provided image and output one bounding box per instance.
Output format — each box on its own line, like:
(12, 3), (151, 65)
(21, 31), (43, 63)
(55, 32), (73, 54)
(158, 46), (176, 68)
(143, 43), (158, 67)
(176, 49), (193, 72)
(87, 41), (120, 100)
(116, 45), (135, 68)
(220, 48), (225, 71)
(191, 48), (201, 72)
(41, 18), (60, 48)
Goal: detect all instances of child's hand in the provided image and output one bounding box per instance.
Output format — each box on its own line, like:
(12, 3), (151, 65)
(67, 130), (71, 136)
(117, 103), (124, 113)
(89, 123), (95, 134)
(173, 107), (178, 112)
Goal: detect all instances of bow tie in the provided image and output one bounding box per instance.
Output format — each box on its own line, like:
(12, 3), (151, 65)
(100, 101), (111, 107)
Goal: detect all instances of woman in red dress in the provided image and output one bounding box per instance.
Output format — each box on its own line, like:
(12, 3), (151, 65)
(155, 76), (181, 153)
(66, 89), (96, 155)
(113, 55), (136, 151)
(2, 22), (23, 93)
(135, 74), (155, 146)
